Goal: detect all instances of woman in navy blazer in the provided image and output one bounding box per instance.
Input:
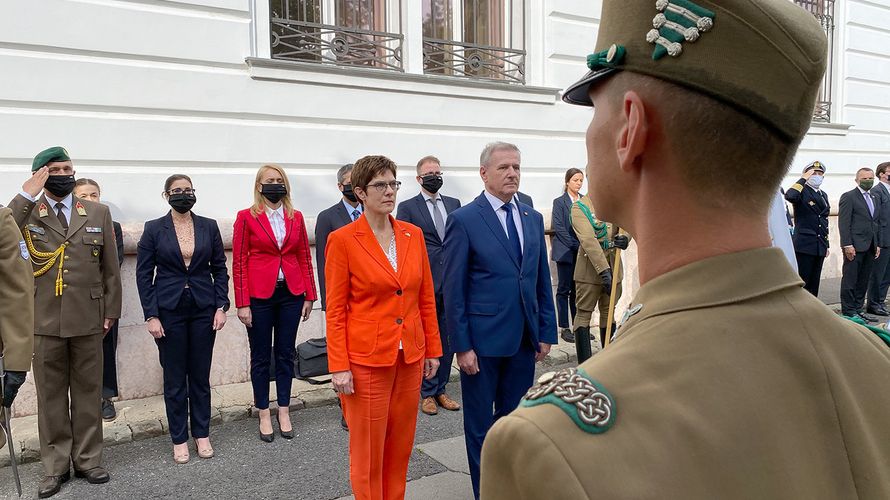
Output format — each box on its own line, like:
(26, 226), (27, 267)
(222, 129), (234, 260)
(550, 168), (583, 343)
(136, 174), (230, 464)
(233, 164), (317, 442)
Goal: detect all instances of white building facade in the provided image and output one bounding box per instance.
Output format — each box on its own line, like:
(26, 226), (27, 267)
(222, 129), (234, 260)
(0, 0), (888, 415)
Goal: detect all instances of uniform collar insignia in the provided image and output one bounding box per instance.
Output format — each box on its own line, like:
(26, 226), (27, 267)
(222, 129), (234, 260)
(38, 203), (48, 218)
(646, 0), (715, 60)
(75, 201), (87, 216)
(521, 367), (615, 434)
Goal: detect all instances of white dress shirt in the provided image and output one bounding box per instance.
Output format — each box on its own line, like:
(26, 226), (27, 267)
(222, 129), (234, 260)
(421, 191), (448, 226)
(343, 199), (363, 221)
(266, 205), (286, 280)
(484, 190), (524, 249)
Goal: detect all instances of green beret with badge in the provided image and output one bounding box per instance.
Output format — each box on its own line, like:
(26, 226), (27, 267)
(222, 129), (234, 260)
(562, 0), (828, 142)
(31, 146), (71, 172)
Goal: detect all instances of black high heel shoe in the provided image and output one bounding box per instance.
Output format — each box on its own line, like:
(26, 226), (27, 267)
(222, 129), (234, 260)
(259, 411), (274, 442)
(276, 412), (294, 439)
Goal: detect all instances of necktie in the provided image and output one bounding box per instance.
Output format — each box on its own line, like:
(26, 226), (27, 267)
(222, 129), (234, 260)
(55, 202), (68, 231)
(502, 203), (522, 264)
(865, 192), (875, 217)
(352, 209), (360, 221)
(429, 197), (446, 241)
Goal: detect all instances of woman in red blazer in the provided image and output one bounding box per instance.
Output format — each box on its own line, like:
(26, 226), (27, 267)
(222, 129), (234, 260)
(233, 164), (317, 442)
(326, 155), (442, 500)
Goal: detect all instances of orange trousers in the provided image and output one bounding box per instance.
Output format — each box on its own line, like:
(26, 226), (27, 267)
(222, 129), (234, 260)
(341, 351), (423, 500)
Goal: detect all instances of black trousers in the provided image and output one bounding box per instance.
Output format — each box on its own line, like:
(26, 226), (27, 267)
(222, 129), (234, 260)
(421, 294), (454, 398)
(555, 260), (577, 329)
(156, 289), (216, 444)
(795, 252), (826, 297)
(841, 245), (876, 316)
(102, 320), (119, 399)
(248, 283), (305, 409)
(868, 246), (890, 308)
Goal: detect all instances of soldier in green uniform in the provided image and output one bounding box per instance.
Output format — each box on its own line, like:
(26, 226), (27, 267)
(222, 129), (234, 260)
(0, 202), (35, 450)
(481, 1), (890, 498)
(8, 147), (122, 498)
(569, 194), (627, 361)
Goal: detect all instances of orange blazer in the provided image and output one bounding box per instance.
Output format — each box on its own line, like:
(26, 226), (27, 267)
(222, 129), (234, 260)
(325, 214), (443, 372)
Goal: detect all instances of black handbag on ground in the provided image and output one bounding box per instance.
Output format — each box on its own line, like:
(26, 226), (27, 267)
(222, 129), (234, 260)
(294, 337), (330, 384)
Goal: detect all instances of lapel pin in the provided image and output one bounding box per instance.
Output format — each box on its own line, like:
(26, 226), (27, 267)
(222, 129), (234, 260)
(523, 211), (529, 216)
(75, 201), (87, 216)
(38, 203), (48, 218)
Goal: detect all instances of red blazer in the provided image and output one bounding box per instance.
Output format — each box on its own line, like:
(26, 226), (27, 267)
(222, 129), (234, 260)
(325, 215), (443, 372)
(233, 208), (318, 308)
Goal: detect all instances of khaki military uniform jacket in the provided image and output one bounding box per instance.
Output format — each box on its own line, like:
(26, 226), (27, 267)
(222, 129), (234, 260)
(0, 206), (34, 371)
(571, 195), (622, 285)
(8, 194), (121, 337)
(481, 248), (890, 499)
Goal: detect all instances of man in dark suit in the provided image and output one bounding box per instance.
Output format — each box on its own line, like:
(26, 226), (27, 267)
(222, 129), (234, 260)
(443, 142), (557, 499)
(785, 161), (830, 296)
(839, 167), (883, 322)
(516, 191), (533, 207)
(396, 155), (462, 416)
(315, 164), (361, 311)
(867, 161), (890, 315)
(314, 163), (360, 430)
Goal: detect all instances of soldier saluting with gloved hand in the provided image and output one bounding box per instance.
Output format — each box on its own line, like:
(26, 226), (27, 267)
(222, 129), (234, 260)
(8, 146), (122, 499)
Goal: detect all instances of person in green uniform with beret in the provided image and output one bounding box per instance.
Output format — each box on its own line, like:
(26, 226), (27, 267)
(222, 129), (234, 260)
(481, 1), (890, 498)
(8, 146), (122, 498)
(0, 201), (35, 455)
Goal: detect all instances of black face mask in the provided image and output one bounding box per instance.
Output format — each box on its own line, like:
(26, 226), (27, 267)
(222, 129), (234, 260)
(44, 175), (76, 198)
(261, 183), (288, 204)
(420, 174), (444, 194)
(341, 184), (358, 203)
(168, 193), (197, 214)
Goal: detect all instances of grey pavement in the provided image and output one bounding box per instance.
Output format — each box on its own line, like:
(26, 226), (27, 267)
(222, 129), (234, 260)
(0, 363), (572, 500)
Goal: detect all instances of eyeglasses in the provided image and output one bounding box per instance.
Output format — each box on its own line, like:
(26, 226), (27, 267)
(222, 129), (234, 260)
(168, 188), (196, 195)
(367, 181), (402, 192)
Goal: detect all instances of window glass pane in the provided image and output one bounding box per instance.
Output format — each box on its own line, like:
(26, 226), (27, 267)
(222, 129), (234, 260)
(463, 0), (503, 47)
(271, 0), (321, 22)
(423, 0), (452, 40)
(336, 0), (386, 31)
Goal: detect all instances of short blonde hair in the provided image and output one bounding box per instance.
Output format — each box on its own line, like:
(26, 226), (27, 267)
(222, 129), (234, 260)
(250, 164), (295, 218)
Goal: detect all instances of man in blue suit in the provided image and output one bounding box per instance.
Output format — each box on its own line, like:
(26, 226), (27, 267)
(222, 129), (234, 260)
(443, 142), (557, 499)
(396, 155), (462, 416)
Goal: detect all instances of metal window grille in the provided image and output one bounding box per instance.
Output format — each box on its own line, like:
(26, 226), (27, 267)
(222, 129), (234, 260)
(422, 0), (525, 84)
(270, 0), (403, 71)
(794, 0), (836, 122)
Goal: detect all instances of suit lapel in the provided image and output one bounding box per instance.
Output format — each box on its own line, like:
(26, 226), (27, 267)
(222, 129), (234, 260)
(163, 212), (187, 271)
(281, 212), (294, 250)
(67, 200), (88, 237)
(394, 217), (411, 281)
(518, 202), (532, 268)
(414, 194), (437, 243)
(256, 212), (279, 248)
(353, 216), (399, 284)
(188, 215), (203, 271)
(340, 202), (356, 226)
(39, 195), (66, 237)
(475, 194), (519, 269)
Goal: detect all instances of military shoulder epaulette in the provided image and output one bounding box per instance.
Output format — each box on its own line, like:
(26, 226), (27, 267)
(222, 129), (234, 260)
(521, 367), (615, 434)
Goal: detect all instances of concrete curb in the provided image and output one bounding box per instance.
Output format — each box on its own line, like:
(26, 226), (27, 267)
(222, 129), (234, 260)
(1, 342), (579, 468)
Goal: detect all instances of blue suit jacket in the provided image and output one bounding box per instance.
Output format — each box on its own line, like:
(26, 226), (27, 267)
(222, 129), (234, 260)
(396, 192), (461, 296)
(549, 193), (579, 263)
(443, 193), (557, 356)
(136, 212), (230, 320)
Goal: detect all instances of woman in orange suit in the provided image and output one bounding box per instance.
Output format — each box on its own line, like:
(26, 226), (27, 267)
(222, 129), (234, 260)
(325, 155), (442, 500)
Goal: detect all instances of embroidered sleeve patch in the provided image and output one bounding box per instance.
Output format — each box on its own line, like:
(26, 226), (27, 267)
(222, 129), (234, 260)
(521, 367), (615, 434)
(19, 240), (30, 260)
